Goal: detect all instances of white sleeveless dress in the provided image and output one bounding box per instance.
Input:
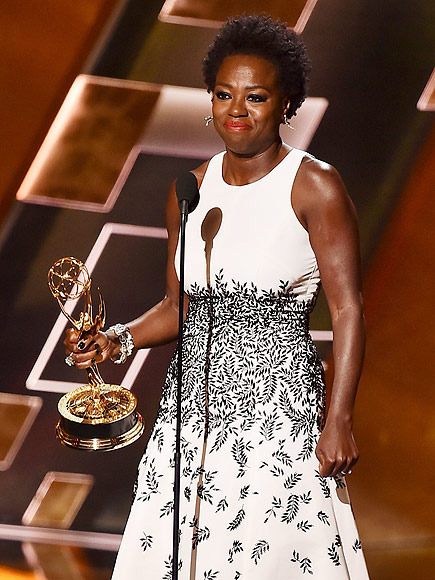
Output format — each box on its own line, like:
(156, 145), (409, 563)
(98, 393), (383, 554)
(112, 148), (370, 579)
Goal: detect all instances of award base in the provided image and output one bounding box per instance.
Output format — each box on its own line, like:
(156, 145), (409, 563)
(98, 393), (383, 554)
(56, 384), (145, 451)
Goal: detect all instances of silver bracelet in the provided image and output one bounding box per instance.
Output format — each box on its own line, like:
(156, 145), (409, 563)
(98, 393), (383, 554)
(107, 323), (135, 364)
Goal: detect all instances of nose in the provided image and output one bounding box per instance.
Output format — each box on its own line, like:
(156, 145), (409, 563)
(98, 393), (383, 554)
(228, 96), (248, 117)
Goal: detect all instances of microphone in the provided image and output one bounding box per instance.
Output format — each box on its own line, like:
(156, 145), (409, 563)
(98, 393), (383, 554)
(176, 172), (199, 215)
(172, 170), (199, 579)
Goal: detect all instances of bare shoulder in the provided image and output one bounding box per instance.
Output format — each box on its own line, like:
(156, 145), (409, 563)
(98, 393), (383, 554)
(297, 154), (348, 201)
(293, 153), (356, 227)
(191, 160), (210, 188)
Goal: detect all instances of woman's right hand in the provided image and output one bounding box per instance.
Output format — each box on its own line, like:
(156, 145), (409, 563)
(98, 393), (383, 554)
(64, 328), (120, 369)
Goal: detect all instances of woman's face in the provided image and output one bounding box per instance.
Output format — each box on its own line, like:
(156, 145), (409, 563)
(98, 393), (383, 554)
(212, 54), (287, 156)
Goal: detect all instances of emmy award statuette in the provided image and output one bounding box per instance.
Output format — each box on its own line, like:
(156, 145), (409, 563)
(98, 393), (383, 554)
(48, 257), (144, 451)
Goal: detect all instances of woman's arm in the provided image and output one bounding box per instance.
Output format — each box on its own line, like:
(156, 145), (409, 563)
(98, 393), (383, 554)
(293, 156), (366, 477)
(65, 182), (186, 368)
(66, 161), (209, 368)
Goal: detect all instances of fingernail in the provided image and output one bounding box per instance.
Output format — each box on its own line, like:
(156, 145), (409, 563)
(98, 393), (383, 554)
(78, 341), (86, 350)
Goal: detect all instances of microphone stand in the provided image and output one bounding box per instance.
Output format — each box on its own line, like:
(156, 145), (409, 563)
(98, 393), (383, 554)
(172, 199), (188, 580)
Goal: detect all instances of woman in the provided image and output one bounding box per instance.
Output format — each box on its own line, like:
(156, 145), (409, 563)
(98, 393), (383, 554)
(66, 14), (369, 579)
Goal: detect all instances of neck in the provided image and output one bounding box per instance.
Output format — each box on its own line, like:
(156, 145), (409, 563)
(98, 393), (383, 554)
(223, 139), (290, 186)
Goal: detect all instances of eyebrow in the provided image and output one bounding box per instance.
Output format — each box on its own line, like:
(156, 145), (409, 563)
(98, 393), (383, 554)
(215, 82), (270, 91)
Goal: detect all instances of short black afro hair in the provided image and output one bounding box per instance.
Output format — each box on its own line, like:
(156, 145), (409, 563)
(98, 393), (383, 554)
(202, 14), (310, 119)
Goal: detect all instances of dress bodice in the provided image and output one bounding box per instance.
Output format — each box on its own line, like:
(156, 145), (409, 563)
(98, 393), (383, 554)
(177, 147), (321, 305)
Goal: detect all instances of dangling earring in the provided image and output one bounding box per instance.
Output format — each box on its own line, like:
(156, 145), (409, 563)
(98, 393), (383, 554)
(204, 115), (213, 127)
(283, 114), (295, 130)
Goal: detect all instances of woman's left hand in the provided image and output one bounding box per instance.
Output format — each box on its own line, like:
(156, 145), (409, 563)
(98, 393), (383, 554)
(315, 420), (359, 477)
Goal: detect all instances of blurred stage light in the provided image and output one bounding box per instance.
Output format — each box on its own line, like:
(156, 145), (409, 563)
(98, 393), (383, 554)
(417, 68), (435, 111)
(22, 472), (94, 529)
(16, 76), (161, 212)
(159, 0), (318, 33)
(0, 393), (42, 471)
(23, 542), (85, 580)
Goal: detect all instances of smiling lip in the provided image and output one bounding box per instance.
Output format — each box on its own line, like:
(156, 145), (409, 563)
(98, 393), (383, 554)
(224, 121), (251, 131)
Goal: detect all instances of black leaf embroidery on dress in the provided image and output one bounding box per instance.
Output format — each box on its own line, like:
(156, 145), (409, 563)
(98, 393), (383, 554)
(272, 439), (293, 467)
(152, 427), (164, 453)
(216, 497), (228, 512)
(203, 570), (219, 579)
(297, 435), (315, 461)
(132, 475), (138, 503)
(228, 539), (243, 563)
(192, 526), (210, 549)
(261, 371), (278, 404)
(297, 520), (313, 532)
(160, 500), (174, 518)
(317, 511), (330, 526)
(353, 539), (362, 552)
(264, 496), (283, 523)
(197, 474), (219, 504)
(270, 464), (285, 477)
(291, 550), (313, 574)
(138, 459), (162, 502)
(227, 508), (246, 531)
(281, 494), (300, 523)
(334, 474), (347, 489)
(300, 491), (312, 504)
(259, 410), (283, 442)
(284, 472), (302, 489)
(315, 470), (331, 498)
(239, 485), (250, 500)
(162, 555), (182, 580)
(328, 541), (341, 566)
(231, 439), (253, 478)
(252, 540), (270, 564)
(139, 533), (153, 551)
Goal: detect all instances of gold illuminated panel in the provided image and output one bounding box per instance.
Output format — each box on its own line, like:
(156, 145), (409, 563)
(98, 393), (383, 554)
(0, 393), (42, 471)
(417, 68), (435, 111)
(23, 543), (86, 580)
(159, 0), (317, 32)
(17, 75), (160, 212)
(22, 472), (94, 529)
(0, 566), (37, 579)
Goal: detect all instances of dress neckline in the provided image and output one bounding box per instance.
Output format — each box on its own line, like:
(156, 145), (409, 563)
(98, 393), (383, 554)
(220, 147), (295, 188)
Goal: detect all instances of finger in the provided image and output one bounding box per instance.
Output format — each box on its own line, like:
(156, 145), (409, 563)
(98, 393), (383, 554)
(70, 350), (96, 366)
(77, 338), (88, 351)
(336, 456), (357, 477)
(87, 341), (105, 361)
(72, 343), (105, 366)
(330, 457), (348, 478)
(64, 327), (79, 349)
(74, 334), (101, 353)
(73, 359), (94, 370)
(65, 327), (79, 341)
(318, 458), (335, 478)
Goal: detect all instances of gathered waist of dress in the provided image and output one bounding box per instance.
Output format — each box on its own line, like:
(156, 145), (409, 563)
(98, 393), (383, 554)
(185, 288), (312, 328)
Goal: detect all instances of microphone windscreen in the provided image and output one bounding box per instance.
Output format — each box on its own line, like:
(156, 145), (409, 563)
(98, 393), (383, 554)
(176, 172), (199, 213)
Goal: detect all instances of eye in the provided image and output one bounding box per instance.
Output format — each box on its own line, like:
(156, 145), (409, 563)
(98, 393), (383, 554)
(247, 93), (267, 103)
(215, 91), (231, 100)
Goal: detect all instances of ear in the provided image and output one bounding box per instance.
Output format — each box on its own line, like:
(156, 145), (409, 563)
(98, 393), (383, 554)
(282, 99), (291, 119)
